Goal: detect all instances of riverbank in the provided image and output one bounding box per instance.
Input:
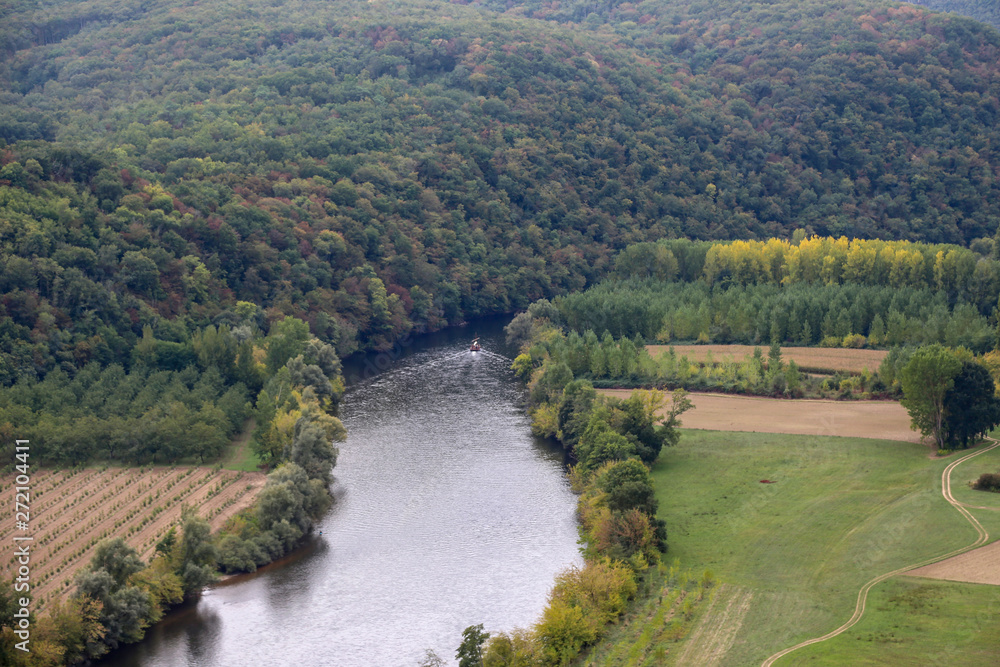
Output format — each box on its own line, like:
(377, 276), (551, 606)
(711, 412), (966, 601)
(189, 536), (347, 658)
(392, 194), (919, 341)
(97, 322), (582, 666)
(575, 430), (1000, 666)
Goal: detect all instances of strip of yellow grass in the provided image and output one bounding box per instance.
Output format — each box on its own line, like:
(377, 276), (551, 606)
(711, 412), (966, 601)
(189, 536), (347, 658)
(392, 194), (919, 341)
(647, 345), (889, 374)
(600, 389), (921, 443)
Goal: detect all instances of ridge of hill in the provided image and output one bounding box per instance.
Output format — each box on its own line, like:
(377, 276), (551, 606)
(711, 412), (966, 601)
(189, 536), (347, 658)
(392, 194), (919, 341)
(1, 0), (999, 377)
(905, 0), (1000, 29)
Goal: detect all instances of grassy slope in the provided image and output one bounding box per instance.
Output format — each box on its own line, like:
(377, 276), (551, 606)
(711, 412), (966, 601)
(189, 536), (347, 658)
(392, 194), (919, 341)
(644, 430), (1000, 667)
(220, 418), (261, 472)
(792, 576), (1000, 665)
(576, 558), (722, 666)
(948, 442), (1000, 510)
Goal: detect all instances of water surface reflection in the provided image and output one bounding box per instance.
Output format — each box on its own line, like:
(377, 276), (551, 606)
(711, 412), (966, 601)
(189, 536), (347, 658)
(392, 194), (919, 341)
(100, 322), (581, 666)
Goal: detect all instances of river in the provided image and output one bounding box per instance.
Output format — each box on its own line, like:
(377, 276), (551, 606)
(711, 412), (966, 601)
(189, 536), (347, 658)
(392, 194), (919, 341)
(99, 319), (582, 666)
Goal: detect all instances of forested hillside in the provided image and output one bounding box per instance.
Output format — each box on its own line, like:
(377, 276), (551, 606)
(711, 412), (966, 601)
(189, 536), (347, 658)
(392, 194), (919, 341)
(905, 0), (1000, 29)
(4, 1), (1000, 661)
(1, 0), (1000, 384)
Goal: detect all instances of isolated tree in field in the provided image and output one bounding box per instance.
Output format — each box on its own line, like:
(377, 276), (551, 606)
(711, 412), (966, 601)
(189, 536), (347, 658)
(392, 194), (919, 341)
(943, 361), (1000, 448)
(660, 388), (694, 448)
(900, 344), (963, 448)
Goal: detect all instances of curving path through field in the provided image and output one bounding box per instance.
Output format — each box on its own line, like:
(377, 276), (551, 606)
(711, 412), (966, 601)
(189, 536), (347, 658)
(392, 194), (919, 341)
(761, 438), (1000, 667)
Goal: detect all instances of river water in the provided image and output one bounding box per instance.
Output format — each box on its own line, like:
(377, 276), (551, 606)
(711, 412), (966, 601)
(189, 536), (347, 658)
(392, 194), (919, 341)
(100, 320), (582, 666)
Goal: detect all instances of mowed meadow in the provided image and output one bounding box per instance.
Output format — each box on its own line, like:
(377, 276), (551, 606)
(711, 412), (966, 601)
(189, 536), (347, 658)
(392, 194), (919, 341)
(0, 466), (265, 610)
(646, 345), (889, 375)
(580, 430), (1000, 666)
(598, 389), (920, 442)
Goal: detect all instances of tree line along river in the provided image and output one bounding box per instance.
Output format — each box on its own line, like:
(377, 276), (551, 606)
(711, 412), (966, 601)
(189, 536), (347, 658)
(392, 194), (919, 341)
(99, 318), (582, 666)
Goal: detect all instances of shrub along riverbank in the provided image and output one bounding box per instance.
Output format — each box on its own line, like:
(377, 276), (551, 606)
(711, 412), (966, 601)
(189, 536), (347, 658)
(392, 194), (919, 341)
(0, 314), (344, 666)
(490, 287), (1000, 665)
(446, 315), (691, 665)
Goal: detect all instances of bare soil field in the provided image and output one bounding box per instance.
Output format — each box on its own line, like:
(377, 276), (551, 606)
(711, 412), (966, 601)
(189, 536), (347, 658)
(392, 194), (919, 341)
(908, 541), (1000, 585)
(647, 345), (889, 374)
(600, 389), (921, 442)
(0, 466), (266, 609)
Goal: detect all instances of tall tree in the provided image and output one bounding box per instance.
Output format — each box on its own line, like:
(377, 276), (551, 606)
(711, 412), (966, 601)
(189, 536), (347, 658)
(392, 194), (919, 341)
(900, 345), (963, 448)
(943, 361), (1000, 449)
(74, 539), (152, 655)
(265, 317), (311, 373)
(177, 513), (218, 596)
(456, 624), (489, 667)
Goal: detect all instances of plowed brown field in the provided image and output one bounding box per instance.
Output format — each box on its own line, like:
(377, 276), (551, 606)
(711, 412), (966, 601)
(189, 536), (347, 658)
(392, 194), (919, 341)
(647, 345), (888, 374)
(1, 467), (266, 609)
(599, 389), (920, 442)
(908, 540), (1000, 585)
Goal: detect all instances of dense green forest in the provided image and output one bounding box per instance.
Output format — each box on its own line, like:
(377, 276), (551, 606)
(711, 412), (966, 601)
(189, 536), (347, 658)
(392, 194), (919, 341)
(2, 0), (1000, 389)
(503, 235), (1000, 406)
(555, 279), (993, 348)
(3, 0), (1000, 661)
(0, 304), (346, 465)
(905, 0), (1000, 28)
(512, 236), (999, 350)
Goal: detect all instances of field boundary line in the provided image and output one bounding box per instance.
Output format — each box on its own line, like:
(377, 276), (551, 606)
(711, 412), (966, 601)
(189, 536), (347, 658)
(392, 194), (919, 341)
(606, 389), (905, 407)
(761, 438), (1000, 667)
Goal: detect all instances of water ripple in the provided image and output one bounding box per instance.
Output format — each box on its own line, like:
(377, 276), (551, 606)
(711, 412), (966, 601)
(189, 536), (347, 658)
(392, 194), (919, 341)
(101, 326), (581, 667)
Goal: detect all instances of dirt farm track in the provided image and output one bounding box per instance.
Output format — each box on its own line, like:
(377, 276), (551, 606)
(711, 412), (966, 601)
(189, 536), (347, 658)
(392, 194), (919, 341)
(599, 389), (921, 443)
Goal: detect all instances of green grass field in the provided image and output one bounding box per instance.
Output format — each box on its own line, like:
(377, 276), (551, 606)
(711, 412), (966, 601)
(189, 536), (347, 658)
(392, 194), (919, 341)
(577, 559), (720, 666)
(947, 443), (1000, 511)
(792, 577), (1000, 665)
(220, 418), (261, 472)
(635, 430), (1000, 667)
